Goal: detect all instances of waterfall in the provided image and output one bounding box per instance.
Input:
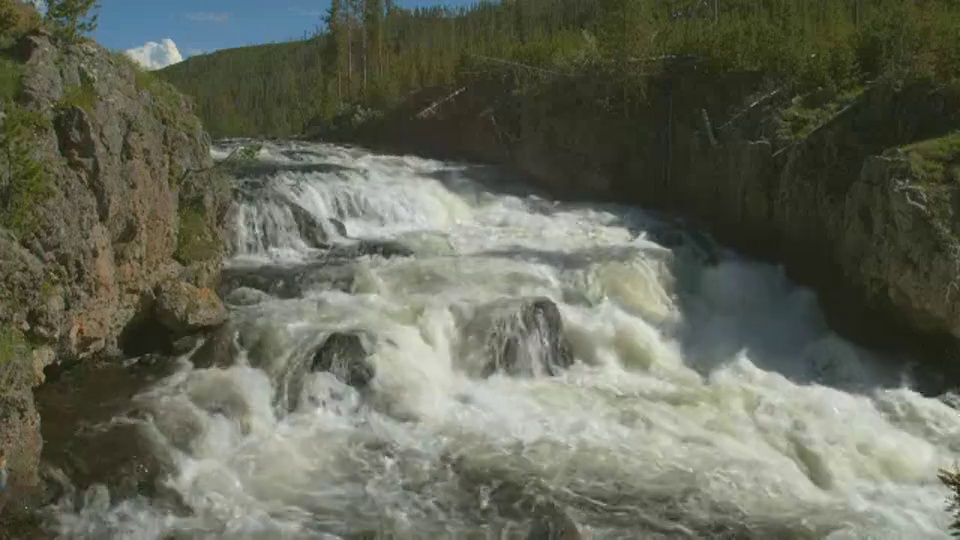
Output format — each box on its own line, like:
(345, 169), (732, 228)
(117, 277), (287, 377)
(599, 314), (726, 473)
(51, 140), (960, 539)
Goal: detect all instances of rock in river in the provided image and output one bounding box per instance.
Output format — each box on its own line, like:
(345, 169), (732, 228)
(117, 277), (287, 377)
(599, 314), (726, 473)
(311, 332), (376, 389)
(154, 280), (228, 337)
(472, 298), (575, 378)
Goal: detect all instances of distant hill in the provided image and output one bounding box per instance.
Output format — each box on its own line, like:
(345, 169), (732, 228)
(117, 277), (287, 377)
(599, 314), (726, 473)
(159, 40), (325, 138)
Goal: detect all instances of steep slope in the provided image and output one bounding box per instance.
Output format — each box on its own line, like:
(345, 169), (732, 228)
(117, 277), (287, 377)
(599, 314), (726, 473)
(0, 28), (230, 517)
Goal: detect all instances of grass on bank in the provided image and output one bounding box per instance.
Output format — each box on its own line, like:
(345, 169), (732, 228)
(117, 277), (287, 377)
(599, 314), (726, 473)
(776, 86), (865, 143)
(55, 79), (97, 113)
(0, 324), (26, 367)
(174, 204), (220, 265)
(887, 131), (960, 241)
(902, 132), (960, 186)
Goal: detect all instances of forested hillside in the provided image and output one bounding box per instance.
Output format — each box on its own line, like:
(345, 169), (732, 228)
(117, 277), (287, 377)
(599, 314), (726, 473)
(159, 0), (960, 139)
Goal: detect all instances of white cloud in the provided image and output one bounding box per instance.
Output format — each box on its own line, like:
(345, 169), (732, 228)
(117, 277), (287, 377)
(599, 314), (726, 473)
(124, 39), (184, 71)
(186, 12), (230, 23)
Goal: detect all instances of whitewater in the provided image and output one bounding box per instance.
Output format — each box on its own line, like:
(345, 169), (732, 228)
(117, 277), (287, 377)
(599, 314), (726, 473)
(51, 140), (960, 539)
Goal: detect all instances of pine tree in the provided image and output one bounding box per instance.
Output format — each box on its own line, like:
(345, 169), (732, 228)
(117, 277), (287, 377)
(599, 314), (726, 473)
(45, 0), (99, 43)
(324, 0), (345, 103)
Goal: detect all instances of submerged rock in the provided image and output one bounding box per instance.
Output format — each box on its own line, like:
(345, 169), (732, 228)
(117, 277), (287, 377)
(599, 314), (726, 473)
(311, 332), (376, 389)
(325, 239), (416, 261)
(170, 335), (201, 356)
(475, 298), (575, 378)
(528, 501), (584, 540)
(329, 218), (348, 237)
(154, 280), (228, 336)
(220, 261), (357, 299)
(34, 359), (178, 508)
(288, 202), (334, 249)
(224, 286), (273, 307)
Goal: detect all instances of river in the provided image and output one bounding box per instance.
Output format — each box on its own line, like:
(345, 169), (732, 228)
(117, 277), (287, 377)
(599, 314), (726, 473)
(50, 140), (960, 539)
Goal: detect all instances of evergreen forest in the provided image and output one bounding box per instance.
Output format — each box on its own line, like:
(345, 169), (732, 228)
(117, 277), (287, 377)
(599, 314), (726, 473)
(160, 0), (960, 139)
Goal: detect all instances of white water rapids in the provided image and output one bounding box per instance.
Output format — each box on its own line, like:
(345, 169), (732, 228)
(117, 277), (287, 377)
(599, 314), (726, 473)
(53, 140), (960, 539)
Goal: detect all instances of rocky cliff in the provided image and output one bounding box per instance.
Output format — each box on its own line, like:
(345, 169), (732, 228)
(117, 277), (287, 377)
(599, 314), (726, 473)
(330, 70), (960, 377)
(0, 30), (229, 514)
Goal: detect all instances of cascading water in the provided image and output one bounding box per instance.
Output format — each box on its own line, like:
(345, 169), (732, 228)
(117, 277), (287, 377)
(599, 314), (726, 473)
(50, 140), (960, 539)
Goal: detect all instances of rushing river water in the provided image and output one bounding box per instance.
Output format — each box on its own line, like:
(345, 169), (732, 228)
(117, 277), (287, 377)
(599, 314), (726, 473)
(51, 140), (960, 539)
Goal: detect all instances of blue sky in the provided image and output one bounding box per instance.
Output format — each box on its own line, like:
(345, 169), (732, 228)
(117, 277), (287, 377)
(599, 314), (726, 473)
(91, 1), (471, 60)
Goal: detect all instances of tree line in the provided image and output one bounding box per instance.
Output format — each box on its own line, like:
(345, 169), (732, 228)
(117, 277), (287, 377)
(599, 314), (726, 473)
(158, 0), (960, 138)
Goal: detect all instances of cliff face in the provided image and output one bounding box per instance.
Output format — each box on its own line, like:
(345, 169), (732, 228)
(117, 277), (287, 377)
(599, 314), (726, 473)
(0, 31), (229, 507)
(334, 71), (960, 373)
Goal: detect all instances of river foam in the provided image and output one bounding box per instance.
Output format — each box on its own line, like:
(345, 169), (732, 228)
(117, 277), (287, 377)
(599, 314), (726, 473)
(51, 140), (960, 539)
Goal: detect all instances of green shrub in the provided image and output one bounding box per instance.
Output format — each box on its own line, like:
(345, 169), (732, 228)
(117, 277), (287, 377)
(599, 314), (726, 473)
(0, 0), (42, 48)
(0, 56), (22, 102)
(44, 0), (99, 44)
(0, 104), (50, 237)
(901, 132), (960, 186)
(777, 86), (864, 142)
(894, 132), (960, 241)
(56, 79), (97, 112)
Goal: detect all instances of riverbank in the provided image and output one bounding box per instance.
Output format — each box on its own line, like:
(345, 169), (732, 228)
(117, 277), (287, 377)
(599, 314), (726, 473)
(318, 66), (960, 382)
(0, 26), (231, 526)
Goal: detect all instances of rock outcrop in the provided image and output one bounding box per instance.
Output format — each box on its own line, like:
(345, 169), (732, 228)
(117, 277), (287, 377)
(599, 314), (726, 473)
(0, 29), (229, 509)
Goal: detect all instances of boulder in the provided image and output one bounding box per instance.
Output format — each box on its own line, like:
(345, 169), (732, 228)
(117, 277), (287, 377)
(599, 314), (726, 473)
(154, 280), (227, 337)
(311, 332), (375, 389)
(479, 298), (575, 378)
(191, 324), (240, 370)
